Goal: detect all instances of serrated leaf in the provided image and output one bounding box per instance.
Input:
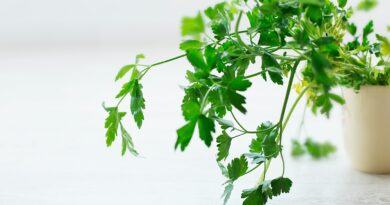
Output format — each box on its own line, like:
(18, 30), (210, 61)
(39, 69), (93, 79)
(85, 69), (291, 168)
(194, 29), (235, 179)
(229, 76), (252, 91)
(130, 80), (145, 128)
(291, 139), (306, 157)
(227, 90), (247, 114)
(179, 40), (203, 51)
(304, 138), (337, 159)
(244, 153), (266, 165)
(217, 131), (232, 161)
(271, 177), (293, 196)
(222, 183), (234, 205)
(198, 115), (215, 147)
(181, 100), (201, 121)
(363, 20), (374, 45)
(259, 31), (281, 46)
(205, 45), (218, 68)
(241, 187), (268, 205)
(115, 64), (136, 81)
(120, 124), (138, 156)
(103, 105), (126, 147)
(262, 54), (283, 85)
(311, 49), (332, 86)
(218, 161), (229, 178)
(175, 120), (197, 151)
(181, 13), (205, 39)
(227, 155), (248, 181)
(115, 80), (135, 98)
(306, 6), (322, 24)
(186, 49), (209, 71)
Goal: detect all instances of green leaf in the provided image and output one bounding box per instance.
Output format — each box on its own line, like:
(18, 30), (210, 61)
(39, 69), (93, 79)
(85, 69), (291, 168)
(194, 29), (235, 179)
(259, 31), (281, 46)
(241, 187), (268, 205)
(229, 76), (252, 91)
(347, 23), (357, 36)
(376, 34), (390, 56)
(204, 45), (218, 68)
(314, 37), (340, 56)
(130, 80), (145, 128)
(328, 93), (345, 105)
(306, 6), (322, 24)
(181, 13), (205, 39)
(218, 161), (229, 178)
(270, 177), (293, 197)
(227, 155), (248, 181)
(175, 120), (197, 151)
(211, 21), (230, 40)
(262, 54), (283, 85)
(245, 153), (266, 165)
(222, 183), (234, 205)
(357, 0), (377, 11)
(120, 124), (139, 156)
(338, 0), (347, 8)
(115, 80), (135, 98)
(311, 49), (332, 86)
(294, 29), (310, 47)
(291, 139), (306, 157)
(217, 131), (232, 161)
(186, 49), (209, 71)
(304, 138), (337, 159)
(215, 118), (234, 129)
(198, 115), (215, 147)
(179, 40), (203, 51)
(363, 20), (374, 45)
(103, 105), (126, 147)
(181, 101), (201, 121)
(262, 129), (281, 158)
(135, 54), (145, 63)
(227, 90), (247, 114)
(249, 138), (263, 153)
(250, 122), (275, 153)
(115, 64), (135, 81)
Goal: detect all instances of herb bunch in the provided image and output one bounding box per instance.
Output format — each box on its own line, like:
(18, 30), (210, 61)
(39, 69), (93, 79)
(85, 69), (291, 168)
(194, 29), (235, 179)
(104, 0), (389, 204)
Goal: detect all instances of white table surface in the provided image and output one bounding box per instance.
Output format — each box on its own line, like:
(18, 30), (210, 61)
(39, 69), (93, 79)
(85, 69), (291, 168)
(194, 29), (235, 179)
(1, 45), (389, 205)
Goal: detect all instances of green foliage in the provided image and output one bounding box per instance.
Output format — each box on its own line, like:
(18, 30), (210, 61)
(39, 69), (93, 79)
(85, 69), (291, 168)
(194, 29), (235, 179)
(241, 177), (292, 205)
(357, 0), (377, 11)
(292, 138), (337, 159)
(217, 131), (232, 161)
(103, 105), (126, 146)
(227, 155), (248, 181)
(182, 13), (205, 39)
(105, 0), (389, 204)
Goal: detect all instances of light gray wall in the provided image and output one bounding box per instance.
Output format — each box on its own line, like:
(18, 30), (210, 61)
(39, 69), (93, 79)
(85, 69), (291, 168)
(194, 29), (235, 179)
(0, 0), (388, 46)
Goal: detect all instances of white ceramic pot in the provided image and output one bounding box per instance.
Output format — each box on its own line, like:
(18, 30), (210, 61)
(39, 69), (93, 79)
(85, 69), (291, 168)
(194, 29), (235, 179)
(343, 86), (390, 174)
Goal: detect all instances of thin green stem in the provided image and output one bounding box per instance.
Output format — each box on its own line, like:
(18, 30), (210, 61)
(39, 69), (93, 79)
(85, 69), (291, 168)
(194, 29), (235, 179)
(282, 85), (311, 132)
(139, 54), (187, 79)
(257, 60), (301, 184)
(244, 70), (266, 79)
(200, 85), (217, 113)
(230, 111), (248, 132)
(235, 11), (257, 53)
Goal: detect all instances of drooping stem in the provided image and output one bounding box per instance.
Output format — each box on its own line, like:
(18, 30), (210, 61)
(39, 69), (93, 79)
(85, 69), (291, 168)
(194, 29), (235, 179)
(258, 60), (301, 184)
(282, 85), (312, 132)
(277, 60), (300, 177)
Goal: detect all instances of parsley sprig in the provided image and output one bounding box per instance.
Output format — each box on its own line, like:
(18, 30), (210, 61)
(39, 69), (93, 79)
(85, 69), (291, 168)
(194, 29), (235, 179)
(104, 0), (389, 204)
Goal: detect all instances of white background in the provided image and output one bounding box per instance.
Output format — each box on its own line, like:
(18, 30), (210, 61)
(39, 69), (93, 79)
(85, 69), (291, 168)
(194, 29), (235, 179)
(1, 0), (390, 205)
